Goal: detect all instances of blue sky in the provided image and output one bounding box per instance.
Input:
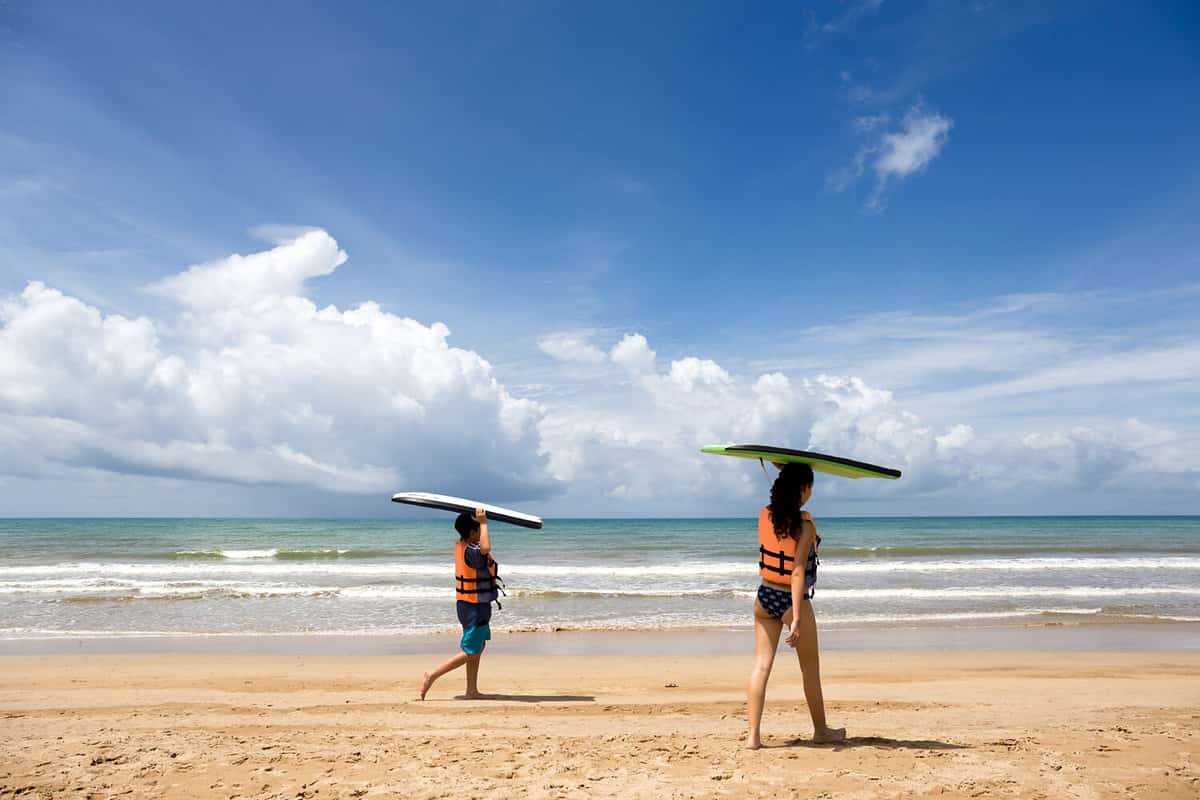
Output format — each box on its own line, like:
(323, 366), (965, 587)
(1, 1), (1198, 516)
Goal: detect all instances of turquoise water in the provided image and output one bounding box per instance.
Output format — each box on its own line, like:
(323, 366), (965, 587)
(1, 516), (1198, 638)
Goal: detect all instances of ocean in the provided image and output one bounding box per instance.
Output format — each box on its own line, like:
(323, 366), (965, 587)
(1, 516), (1198, 640)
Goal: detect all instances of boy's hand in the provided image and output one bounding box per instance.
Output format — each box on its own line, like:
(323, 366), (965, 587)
(473, 507), (487, 524)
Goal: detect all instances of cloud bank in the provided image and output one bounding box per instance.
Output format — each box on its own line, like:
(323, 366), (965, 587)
(1, 230), (1196, 515)
(0, 231), (551, 500)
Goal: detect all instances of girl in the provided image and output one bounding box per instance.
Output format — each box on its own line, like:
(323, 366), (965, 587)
(746, 462), (845, 749)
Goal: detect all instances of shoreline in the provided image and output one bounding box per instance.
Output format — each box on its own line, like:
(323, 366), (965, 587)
(3, 619), (1199, 656)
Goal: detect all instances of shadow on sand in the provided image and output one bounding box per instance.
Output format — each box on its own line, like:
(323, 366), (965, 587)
(452, 693), (596, 703)
(781, 735), (968, 751)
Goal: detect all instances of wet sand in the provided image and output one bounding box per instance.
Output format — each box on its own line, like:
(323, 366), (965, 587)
(4, 619), (1198, 657)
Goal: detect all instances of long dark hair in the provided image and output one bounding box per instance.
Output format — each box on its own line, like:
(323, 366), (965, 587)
(768, 463), (814, 540)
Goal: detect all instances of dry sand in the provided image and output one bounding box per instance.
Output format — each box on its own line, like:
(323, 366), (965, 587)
(1, 649), (1198, 799)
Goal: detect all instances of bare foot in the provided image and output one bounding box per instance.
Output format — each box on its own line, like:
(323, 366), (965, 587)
(745, 739), (762, 750)
(462, 690), (485, 700)
(812, 726), (846, 744)
(418, 672), (433, 700)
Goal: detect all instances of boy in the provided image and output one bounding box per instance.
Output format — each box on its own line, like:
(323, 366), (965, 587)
(419, 507), (499, 699)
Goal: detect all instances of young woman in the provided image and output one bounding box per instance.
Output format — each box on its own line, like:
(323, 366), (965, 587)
(746, 462), (845, 749)
(419, 507), (499, 700)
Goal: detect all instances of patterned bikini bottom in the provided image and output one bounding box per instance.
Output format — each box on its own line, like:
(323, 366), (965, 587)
(756, 583), (811, 619)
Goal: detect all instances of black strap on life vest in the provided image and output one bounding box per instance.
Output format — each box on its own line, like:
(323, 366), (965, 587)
(491, 557), (505, 610)
(761, 535), (821, 595)
(456, 556), (506, 610)
(759, 544), (794, 577)
(804, 533), (821, 597)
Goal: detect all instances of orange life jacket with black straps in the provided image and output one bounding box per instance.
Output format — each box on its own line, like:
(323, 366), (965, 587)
(757, 507), (820, 593)
(454, 540), (502, 605)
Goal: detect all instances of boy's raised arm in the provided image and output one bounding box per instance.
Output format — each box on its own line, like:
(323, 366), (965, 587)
(475, 507), (490, 555)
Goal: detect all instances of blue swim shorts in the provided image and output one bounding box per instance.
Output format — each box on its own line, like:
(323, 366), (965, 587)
(456, 600), (493, 655)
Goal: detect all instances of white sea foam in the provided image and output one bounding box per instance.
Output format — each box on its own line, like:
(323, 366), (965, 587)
(813, 586), (1200, 599)
(330, 586), (449, 600)
(505, 587), (754, 599)
(0, 562), (445, 579)
(217, 549), (279, 559)
(467, 585), (1200, 600)
(3, 556), (1198, 582)
(0, 579), (455, 601)
(7, 579), (1197, 603)
(827, 557), (1200, 574)
(174, 548), (358, 559)
(172, 549), (282, 559)
(0, 626), (448, 639)
(0, 579), (341, 599)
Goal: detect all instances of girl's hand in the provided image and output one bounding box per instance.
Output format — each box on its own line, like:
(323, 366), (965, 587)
(473, 507), (487, 524)
(785, 621), (802, 648)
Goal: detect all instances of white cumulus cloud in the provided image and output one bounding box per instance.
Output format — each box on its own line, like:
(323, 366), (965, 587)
(3, 236), (1196, 515)
(534, 335), (979, 512)
(0, 230), (555, 500)
(146, 229), (347, 309)
(538, 332), (607, 365)
(610, 333), (657, 373)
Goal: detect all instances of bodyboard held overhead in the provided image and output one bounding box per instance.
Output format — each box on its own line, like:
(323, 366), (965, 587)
(391, 492), (544, 529)
(701, 444), (901, 480)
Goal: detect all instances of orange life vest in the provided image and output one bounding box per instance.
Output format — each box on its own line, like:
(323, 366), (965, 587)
(454, 540), (499, 603)
(757, 507), (819, 589)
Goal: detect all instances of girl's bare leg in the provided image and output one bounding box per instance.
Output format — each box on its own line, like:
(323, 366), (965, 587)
(791, 598), (845, 742)
(419, 651), (469, 700)
(747, 601), (783, 749)
(464, 641), (486, 699)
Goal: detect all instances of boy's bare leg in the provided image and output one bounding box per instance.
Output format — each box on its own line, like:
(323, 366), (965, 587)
(464, 641), (486, 699)
(419, 651), (469, 700)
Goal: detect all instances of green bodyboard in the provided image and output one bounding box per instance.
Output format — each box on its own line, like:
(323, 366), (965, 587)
(701, 444), (901, 480)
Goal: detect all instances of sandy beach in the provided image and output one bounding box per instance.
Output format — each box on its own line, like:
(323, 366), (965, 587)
(2, 643), (1198, 799)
